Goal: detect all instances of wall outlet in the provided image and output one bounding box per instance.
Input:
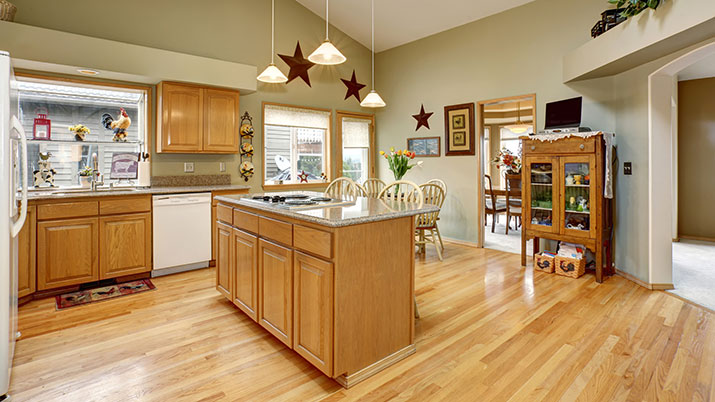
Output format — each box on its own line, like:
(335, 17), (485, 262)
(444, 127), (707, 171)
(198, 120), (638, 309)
(184, 162), (195, 173)
(623, 162), (632, 175)
(219, 162), (226, 172)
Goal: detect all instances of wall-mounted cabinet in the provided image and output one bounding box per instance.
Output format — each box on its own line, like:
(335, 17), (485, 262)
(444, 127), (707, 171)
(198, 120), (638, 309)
(156, 82), (239, 154)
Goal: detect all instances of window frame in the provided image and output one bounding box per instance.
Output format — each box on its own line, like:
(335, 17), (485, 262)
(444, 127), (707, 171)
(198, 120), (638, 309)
(262, 102), (332, 190)
(336, 110), (375, 182)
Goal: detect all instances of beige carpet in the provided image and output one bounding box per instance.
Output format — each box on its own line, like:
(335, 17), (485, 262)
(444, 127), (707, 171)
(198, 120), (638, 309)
(484, 215), (532, 255)
(669, 239), (715, 311)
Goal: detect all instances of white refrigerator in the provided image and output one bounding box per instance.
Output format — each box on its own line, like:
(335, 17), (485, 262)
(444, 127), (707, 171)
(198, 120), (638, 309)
(0, 51), (29, 400)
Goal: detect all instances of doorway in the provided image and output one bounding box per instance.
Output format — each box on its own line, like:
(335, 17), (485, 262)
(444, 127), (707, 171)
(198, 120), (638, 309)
(476, 94), (535, 254)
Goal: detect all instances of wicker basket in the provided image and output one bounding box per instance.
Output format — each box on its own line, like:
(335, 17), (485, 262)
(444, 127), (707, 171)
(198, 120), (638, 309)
(554, 256), (586, 279)
(0, 1), (16, 22)
(534, 253), (555, 274)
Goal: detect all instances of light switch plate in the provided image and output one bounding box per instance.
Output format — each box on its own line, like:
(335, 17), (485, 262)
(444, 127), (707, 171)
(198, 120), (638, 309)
(623, 162), (632, 175)
(184, 162), (195, 173)
(219, 162), (226, 172)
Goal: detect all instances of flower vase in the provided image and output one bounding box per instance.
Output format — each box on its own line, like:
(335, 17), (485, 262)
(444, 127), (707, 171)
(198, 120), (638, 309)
(79, 176), (91, 188)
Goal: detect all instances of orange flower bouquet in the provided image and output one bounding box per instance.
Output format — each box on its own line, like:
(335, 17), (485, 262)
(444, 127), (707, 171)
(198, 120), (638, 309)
(380, 147), (419, 180)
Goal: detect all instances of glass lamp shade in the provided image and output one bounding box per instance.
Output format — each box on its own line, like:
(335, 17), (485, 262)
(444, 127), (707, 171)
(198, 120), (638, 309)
(506, 124), (530, 134)
(257, 64), (288, 83)
(308, 41), (347, 65)
(360, 90), (386, 108)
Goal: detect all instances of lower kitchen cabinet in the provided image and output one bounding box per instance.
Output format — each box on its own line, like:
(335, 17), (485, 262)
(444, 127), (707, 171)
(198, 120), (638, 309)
(99, 213), (152, 279)
(293, 251), (333, 376)
(17, 206), (36, 298)
(233, 228), (258, 321)
(215, 222), (233, 300)
(37, 217), (99, 290)
(258, 239), (293, 348)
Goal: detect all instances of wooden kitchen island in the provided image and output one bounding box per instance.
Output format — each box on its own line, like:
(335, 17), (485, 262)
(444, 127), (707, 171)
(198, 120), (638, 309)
(213, 193), (439, 388)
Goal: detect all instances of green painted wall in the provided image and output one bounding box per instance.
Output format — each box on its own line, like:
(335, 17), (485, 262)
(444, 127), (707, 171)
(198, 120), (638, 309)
(8, 0), (373, 190)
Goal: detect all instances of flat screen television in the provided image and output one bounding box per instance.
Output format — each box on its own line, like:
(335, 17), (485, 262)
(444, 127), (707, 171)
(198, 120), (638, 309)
(544, 97), (582, 129)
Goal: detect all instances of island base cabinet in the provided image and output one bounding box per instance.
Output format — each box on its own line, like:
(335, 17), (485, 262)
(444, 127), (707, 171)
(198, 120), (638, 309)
(233, 228), (258, 322)
(258, 239), (293, 348)
(293, 251), (333, 376)
(38, 217), (99, 290)
(99, 213), (152, 279)
(215, 222), (233, 300)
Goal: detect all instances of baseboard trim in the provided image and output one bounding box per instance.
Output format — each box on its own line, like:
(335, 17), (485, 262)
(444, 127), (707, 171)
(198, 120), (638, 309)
(615, 269), (674, 290)
(334, 344), (416, 389)
(442, 237), (481, 248)
(679, 235), (715, 243)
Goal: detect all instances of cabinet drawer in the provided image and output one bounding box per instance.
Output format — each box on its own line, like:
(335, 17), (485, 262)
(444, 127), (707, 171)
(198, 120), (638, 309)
(523, 137), (595, 154)
(38, 201), (98, 220)
(216, 204), (233, 224)
(293, 225), (332, 259)
(99, 196), (151, 215)
(234, 209), (259, 234)
(259, 216), (293, 246)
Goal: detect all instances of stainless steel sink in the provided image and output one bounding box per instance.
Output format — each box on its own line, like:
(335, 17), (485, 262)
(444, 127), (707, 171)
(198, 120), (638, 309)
(29, 187), (142, 196)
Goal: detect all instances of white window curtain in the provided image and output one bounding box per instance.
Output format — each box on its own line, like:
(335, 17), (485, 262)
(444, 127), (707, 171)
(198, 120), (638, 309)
(342, 117), (370, 148)
(264, 104), (330, 129)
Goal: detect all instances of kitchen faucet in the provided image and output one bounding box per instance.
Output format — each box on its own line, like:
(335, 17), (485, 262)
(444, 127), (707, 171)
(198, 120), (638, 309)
(90, 153), (104, 191)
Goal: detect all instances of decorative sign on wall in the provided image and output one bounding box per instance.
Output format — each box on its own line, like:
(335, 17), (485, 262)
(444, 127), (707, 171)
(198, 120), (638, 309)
(341, 70), (366, 102)
(412, 104), (433, 131)
(278, 41), (315, 87)
(407, 136), (440, 157)
(444, 103), (475, 156)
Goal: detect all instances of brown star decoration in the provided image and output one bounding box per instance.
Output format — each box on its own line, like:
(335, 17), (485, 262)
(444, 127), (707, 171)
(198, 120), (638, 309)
(341, 70), (366, 102)
(412, 104), (434, 131)
(297, 170), (309, 183)
(278, 41), (315, 87)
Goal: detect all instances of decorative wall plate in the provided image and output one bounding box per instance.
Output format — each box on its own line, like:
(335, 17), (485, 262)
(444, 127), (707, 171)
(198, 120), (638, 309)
(240, 161), (254, 181)
(240, 123), (254, 138)
(240, 142), (254, 157)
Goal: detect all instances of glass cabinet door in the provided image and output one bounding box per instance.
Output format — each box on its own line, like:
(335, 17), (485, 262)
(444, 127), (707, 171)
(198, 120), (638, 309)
(525, 157), (559, 233)
(561, 156), (596, 238)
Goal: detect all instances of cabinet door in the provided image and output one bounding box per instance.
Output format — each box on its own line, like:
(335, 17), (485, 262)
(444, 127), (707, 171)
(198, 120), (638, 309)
(37, 217), (99, 290)
(293, 251), (333, 376)
(159, 82), (204, 152)
(560, 155), (597, 239)
(524, 156), (560, 234)
(203, 88), (240, 153)
(216, 222), (233, 300)
(233, 228), (258, 321)
(18, 206), (36, 298)
(99, 213), (151, 279)
(259, 239), (293, 348)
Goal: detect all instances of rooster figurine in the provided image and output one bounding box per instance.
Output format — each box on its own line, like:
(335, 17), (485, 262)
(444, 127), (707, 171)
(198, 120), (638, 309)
(101, 108), (132, 142)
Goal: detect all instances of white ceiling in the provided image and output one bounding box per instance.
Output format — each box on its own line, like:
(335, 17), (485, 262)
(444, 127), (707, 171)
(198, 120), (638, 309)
(678, 53), (715, 81)
(295, 0), (535, 52)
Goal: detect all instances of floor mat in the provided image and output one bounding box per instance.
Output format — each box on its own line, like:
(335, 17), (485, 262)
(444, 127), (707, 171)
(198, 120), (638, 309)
(55, 279), (155, 310)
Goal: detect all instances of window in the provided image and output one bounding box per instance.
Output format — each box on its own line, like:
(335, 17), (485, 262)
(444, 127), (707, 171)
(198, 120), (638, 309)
(263, 103), (331, 186)
(17, 76), (149, 189)
(338, 112), (374, 184)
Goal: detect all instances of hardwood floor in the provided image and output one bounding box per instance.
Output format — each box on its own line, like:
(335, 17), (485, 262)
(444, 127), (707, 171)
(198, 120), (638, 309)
(10, 243), (715, 401)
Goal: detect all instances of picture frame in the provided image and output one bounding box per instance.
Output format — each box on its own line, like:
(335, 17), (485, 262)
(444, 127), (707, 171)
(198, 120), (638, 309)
(109, 152), (140, 180)
(444, 103), (475, 156)
(407, 136), (440, 157)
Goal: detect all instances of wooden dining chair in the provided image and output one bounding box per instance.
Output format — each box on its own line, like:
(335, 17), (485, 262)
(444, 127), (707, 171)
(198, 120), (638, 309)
(484, 175), (506, 233)
(378, 180), (424, 319)
(325, 177), (358, 201)
(355, 183), (368, 197)
(504, 174), (522, 235)
(416, 183), (445, 261)
(362, 178), (387, 198)
(425, 179), (447, 250)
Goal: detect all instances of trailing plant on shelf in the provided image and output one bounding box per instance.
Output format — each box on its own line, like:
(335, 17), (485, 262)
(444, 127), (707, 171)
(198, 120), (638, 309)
(608, 0), (661, 18)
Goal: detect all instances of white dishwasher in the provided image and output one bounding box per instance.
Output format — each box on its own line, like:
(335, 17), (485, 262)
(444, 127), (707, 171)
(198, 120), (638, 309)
(152, 193), (212, 277)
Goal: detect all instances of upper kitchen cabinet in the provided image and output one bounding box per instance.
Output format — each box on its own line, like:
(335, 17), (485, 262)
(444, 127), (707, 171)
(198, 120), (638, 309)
(156, 82), (240, 154)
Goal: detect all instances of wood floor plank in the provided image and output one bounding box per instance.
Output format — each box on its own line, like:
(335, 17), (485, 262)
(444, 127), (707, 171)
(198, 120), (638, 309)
(8, 243), (715, 401)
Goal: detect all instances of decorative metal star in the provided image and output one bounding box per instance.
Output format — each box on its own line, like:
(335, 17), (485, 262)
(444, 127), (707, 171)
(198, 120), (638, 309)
(297, 170), (309, 183)
(278, 41), (315, 87)
(412, 104), (434, 131)
(341, 70), (366, 102)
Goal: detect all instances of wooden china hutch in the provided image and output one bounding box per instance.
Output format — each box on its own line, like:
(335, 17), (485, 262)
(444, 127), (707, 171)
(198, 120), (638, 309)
(519, 133), (614, 282)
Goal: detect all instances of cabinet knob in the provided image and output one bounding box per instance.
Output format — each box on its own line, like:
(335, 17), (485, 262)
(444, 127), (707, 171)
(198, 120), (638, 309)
(579, 144), (585, 150)
(530, 145), (535, 151)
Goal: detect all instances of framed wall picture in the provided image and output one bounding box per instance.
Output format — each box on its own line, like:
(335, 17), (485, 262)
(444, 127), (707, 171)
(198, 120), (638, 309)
(444, 103), (475, 156)
(407, 136), (440, 157)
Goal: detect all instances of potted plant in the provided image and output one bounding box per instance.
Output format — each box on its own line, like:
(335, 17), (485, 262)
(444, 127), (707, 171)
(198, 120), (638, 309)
(380, 147), (422, 194)
(608, 0), (661, 18)
(78, 166), (93, 188)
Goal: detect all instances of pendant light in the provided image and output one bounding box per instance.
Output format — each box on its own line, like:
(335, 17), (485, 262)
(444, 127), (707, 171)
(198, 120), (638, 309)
(505, 101), (530, 134)
(308, 0), (347, 65)
(258, 0), (288, 83)
(360, 0), (386, 108)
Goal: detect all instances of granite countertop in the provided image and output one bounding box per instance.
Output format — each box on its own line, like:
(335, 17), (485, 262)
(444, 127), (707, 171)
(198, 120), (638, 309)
(27, 184), (251, 200)
(215, 192), (440, 228)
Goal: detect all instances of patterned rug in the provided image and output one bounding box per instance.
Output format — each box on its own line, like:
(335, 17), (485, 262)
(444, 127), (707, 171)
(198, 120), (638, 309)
(55, 279), (155, 310)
